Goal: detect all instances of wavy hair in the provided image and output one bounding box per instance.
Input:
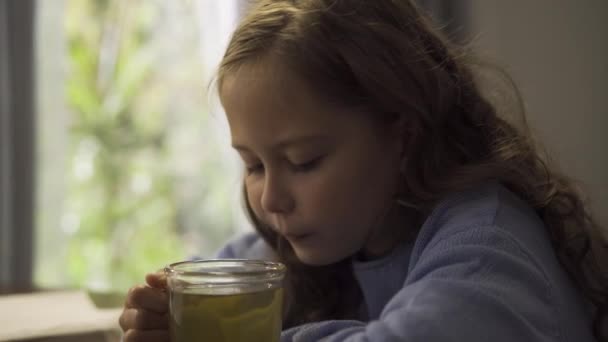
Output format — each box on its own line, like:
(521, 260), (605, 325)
(217, 0), (608, 339)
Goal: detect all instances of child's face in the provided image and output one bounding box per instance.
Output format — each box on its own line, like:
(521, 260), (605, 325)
(220, 64), (404, 265)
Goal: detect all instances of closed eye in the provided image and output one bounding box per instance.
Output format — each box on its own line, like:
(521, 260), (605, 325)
(291, 156), (325, 173)
(246, 163), (265, 175)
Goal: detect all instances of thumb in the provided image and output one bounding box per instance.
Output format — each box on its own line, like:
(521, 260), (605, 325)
(145, 270), (167, 289)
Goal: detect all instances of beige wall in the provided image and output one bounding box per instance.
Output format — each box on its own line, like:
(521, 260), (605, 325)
(470, 0), (608, 227)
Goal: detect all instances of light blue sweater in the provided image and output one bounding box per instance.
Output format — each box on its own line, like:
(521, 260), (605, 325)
(217, 183), (596, 341)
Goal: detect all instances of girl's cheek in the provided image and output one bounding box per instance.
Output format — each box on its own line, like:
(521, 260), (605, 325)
(246, 181), (265, 218)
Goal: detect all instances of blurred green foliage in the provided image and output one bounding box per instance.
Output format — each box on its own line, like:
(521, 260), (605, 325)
(52, 0), (238, 293)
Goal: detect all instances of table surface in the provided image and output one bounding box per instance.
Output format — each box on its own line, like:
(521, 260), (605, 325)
(0, 291), (121, 341)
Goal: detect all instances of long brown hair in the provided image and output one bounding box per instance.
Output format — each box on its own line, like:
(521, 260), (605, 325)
(217, 0), (608, 338)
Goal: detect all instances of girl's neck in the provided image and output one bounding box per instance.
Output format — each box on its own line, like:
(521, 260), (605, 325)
(358, 202), (420, 261)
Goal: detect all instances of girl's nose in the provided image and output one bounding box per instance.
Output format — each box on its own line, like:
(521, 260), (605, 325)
(260, 172), (295, 214)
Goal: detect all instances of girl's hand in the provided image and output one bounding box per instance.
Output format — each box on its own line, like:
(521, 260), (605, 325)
(119, 272), (170, 342)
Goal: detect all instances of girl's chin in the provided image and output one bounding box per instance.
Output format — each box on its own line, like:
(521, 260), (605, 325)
(290, 244), (354, 266)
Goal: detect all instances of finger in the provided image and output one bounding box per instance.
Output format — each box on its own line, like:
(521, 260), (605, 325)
(119, 308), (169, 330)
(119, 308), (131, 332)
(127, 285), (169, 313)
(123, 329), (170, 342)
(146, 272), (168, 289)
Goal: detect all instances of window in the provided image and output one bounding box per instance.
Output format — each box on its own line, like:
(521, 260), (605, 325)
(34, 0), (247, 295)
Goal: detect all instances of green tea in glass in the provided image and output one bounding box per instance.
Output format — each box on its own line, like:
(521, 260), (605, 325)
(165, 259), (286, 342)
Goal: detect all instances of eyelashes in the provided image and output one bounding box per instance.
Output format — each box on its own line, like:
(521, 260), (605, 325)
(246, 164), (264, 175)
(245, 155), (326, 175)
(290, 156), (324, 172)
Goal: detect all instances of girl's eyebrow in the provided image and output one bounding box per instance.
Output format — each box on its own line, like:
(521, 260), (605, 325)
(232, 134), (330, 152)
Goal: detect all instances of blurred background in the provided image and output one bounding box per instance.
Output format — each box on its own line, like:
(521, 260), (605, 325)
(0, 0), (606, 340)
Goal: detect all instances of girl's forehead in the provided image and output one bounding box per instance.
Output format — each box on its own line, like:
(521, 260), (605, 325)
(222, 62), (337, 121)
(221, 69), (384, 152)
(220, 65), (336, 145)
(221, 61), (311, 106)
(220, 57), (388, 150)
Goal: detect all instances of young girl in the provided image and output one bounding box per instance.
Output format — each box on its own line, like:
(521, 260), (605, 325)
(119, 0), (608, 341)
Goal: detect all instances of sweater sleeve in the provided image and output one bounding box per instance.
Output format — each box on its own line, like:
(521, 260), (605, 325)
(281, 225), (559, 342)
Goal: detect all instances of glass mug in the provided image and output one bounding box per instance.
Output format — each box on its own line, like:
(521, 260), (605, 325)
(164, 259), (286, 342)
